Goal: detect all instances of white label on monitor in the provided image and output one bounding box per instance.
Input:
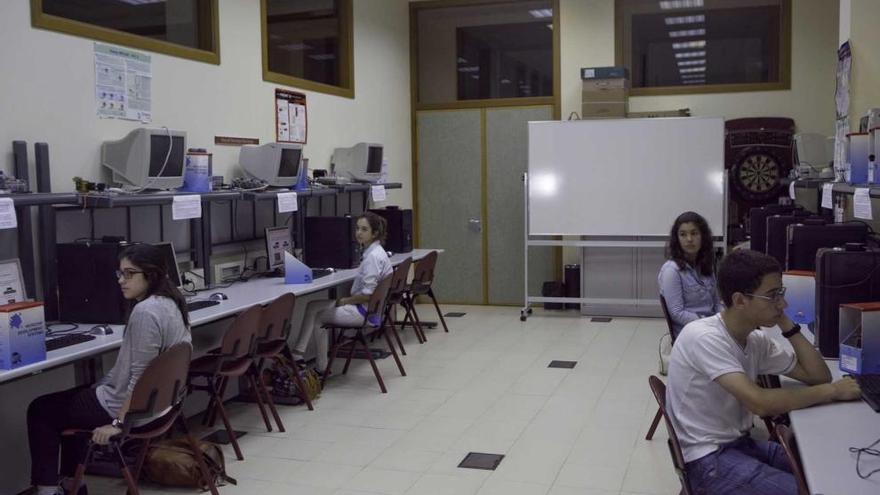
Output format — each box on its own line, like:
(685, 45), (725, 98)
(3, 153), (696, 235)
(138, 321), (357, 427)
(277, 192), (298, 213)
(854, 188), (873, 220)
(371, 185), (386, 202)
(172, 195), (201, 220)
(821, 183), (834, 209)
(0, 198), (16, 230)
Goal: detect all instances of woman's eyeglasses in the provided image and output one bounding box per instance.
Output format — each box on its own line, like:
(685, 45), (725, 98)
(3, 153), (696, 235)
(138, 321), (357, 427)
(745, 287), (787, 303)
(116, 269), (144, 280)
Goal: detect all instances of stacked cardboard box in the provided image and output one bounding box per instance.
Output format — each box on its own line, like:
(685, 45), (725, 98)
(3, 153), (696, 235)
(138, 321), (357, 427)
(581, 66), (629, 119)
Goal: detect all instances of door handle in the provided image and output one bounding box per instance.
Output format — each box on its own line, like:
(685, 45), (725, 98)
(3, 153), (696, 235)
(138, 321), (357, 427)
(468, 218), (482, 233)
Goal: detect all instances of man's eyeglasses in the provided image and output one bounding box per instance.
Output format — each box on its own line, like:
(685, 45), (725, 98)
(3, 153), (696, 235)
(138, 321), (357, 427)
(116, 269), (144, 280)
(745, 287), (787, 303)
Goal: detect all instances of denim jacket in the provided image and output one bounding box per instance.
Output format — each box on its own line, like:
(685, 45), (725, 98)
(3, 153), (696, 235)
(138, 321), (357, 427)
(658, 259), (723, 337)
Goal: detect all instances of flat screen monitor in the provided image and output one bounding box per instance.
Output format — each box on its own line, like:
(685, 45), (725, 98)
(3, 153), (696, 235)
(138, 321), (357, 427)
(153, 242), (182, 288)
(331, 142), (383, 183)
(239, 143), (304, 187)
(787, 223), (869, 271)
(102, 128), (186, 190)
(265, 226), (293, 270)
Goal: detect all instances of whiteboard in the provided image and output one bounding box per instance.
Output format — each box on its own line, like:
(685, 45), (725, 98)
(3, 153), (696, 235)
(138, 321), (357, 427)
(528, 117), (725, 237)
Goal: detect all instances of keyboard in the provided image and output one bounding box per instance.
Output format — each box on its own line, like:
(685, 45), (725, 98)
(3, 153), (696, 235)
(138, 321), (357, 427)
(312, 268), (335, 280)
(186, 300), (221, 312)
(854, 374), (880, 412)
(46, 333), (96, 352)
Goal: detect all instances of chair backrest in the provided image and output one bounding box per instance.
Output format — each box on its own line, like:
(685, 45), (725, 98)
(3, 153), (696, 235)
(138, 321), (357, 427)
(386, 257), (413, 304)
(658, 294), (678, 344)
(774, 424), (810, 495)
(219, 305), (263, 358)
(648, 375), (693, 495)
(125, 342), (192, 426)
(258, 293), (296, 342)
(364, 275), (393, 326)
(410, 251), (438, 294)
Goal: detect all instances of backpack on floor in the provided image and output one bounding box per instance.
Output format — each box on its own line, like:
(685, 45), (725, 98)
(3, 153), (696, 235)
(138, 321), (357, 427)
(144, 438), (236, 490)
(263, 354), (322, 402)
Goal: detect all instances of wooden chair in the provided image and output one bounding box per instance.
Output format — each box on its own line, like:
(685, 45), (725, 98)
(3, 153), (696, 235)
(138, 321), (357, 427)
(774, 424), (811, 495)
(646, 294), (676, 440)
(648, 375), (694, 495)
(400, 251), (448, 341)
(188, 305), (263, 460)
(66, 343), (219, 495)
(382, 257), (414, 356)
(322, 275), (397, 393)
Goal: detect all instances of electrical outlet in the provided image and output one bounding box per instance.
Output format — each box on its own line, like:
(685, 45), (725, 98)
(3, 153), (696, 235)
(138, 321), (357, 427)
(214, 261), (244, 284)
(184, 268), (205, 290)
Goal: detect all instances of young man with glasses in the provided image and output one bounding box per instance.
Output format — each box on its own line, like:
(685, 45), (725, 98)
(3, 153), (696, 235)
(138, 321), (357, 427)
(666, 249), (861, 495)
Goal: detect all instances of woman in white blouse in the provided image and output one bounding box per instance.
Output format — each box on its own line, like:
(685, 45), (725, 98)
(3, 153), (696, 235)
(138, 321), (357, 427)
(292, 212), (392, 372)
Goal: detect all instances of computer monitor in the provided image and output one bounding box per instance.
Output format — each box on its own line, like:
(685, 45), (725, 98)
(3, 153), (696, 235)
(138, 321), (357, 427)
(330, 142), (383, 183)
(265, 226), (293, 271)
(153, 242), (182, 288)
(794, 133), (834, 179)
(102, 128), (186, 190)
(786, 222), (870, 271)
(239, 143), (305, 187)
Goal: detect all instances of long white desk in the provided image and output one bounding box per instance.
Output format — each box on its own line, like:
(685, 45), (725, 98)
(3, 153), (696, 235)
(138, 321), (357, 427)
(0, 249), (439, 384)
(785, 362), (880, 494)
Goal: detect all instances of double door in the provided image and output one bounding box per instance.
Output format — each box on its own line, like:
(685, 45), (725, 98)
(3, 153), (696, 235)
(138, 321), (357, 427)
(416, 106), (555, 305)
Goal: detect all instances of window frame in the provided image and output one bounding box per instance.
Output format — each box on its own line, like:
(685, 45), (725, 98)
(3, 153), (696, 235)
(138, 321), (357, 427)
(260, 0), (354, 99)
(614, 0), (791, 96)
(30, 0), (220, 65)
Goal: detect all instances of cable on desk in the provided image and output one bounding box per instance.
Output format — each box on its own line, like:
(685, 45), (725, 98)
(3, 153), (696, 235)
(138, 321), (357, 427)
(849, 436), (880, 479)
(45, 323), (81, 337)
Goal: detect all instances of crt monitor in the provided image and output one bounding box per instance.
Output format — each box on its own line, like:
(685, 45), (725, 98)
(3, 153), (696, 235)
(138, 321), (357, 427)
(786, 222), (869, 271)
(102, 128), (186, 190)
(239, 143), (305, 187)
(265, 226), (293, 270)
(153, 242), (182, 288)
(330, 142), (383, 183)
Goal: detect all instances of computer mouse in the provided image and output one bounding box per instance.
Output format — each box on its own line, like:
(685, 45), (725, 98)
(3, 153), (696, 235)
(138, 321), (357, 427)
(90, 324), (114, 336)
(208, 292), (228, 302)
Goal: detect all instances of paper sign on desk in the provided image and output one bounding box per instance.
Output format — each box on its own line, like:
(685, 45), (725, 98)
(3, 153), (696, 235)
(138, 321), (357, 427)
(277, 192), (298, 213)
(284, 251), (312, 284)
(854, 188), (873, 220)
(821, 183), (834, 209)
(0, 199), (16, 230)
(371, 185), (386, 202)
(172, 195), (201, 220)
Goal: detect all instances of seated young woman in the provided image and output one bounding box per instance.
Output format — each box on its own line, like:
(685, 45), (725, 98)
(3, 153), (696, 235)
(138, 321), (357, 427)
(27, 243), (192, 495)
(658, 211), (723, 337)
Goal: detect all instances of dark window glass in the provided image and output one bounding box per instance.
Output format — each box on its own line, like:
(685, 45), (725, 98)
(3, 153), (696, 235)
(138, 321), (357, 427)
(41, 0), (212, 51)
(416, 1), (554, 104)
(265, 0), (346, 89)
(618, 0), (787, 90)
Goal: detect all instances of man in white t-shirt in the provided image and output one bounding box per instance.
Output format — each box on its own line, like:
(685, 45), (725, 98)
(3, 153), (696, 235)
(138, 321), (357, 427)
(666, 249), (862, 495)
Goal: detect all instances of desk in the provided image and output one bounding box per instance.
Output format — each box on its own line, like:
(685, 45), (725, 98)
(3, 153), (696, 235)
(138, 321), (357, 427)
(786, 363), (880, 494)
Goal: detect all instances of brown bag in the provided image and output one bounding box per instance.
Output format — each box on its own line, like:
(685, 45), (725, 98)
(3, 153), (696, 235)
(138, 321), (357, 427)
(144, 438), (236, 490)
(262, 354), (322, 402)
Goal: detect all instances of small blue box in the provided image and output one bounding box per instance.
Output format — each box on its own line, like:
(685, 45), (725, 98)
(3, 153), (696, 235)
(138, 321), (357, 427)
(0, 301), (46, 369)
(839, 302), (880, 375)
(847, 132), (870, 185)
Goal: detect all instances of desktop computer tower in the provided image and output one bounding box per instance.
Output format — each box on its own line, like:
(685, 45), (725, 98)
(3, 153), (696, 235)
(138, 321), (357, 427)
(765, 211), (816, 266)
(369, 207), (413, 253)
(749, 204), (799, 253)
(787, 223), (869, 271)
(304, 216), (360, 269)
(56, 242), (128, 324)
(815, 245), (880, 358)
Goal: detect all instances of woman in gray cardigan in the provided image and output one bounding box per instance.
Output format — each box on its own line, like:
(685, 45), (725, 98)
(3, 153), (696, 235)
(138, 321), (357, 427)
(27, 244), (191, 495)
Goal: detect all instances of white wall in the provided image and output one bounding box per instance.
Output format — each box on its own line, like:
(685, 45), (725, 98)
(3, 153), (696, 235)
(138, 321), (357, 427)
(0, 0), (412, 207)
(560, 0), (840, 136)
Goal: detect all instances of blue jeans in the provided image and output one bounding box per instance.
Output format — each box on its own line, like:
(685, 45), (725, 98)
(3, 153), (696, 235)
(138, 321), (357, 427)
(686, 435), (798, 495)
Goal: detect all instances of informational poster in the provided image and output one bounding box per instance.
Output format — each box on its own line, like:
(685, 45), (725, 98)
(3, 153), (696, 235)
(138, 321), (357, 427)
(0, 259), (26, 303)
(275, 89), (307, 143)
(0, 198), (17, 230)
(833, 41), (851, 180)
(94, 43), (152, 122)
(371, 185), (387, 202)
(854, 188), (873, 220)
(172, 195), (202, 220)
(277, 192), (298, 213)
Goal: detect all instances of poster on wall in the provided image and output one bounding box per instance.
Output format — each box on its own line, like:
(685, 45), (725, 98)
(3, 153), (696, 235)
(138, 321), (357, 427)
(94, 43), (152, 122)
(275, 89), (307, 143)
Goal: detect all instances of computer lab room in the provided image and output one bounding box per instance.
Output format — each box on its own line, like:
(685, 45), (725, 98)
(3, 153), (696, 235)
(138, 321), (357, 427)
(1, 0), (879, 494)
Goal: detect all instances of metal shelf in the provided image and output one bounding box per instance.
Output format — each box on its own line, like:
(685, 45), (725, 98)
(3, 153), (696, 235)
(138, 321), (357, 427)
(78, 190), (240, 208)
(0, 192), (80, 207)
(240, 187), (337, 201)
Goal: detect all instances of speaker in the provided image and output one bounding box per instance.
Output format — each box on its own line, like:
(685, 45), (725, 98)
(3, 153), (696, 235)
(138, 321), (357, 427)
(564, 264), (581, 309)
(304, 216), (360, 269)
(369, 207), (413, 253)
(57, 242), (128, 324)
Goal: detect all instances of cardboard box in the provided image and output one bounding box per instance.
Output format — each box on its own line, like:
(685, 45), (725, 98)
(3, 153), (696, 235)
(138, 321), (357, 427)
(582, 101), (628, 119)
(627, 109), (692, 119)
(582, 87), (629, 102)
(0, 301), (46, 369)
(838, 302), (880, 375)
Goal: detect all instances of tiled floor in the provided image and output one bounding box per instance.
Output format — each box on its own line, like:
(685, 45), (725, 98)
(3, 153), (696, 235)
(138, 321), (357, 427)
(89, 305), (685, 495)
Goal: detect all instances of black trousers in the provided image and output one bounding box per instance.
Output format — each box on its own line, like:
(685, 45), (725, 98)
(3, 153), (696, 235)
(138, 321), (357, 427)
(27, 386), (113, 486)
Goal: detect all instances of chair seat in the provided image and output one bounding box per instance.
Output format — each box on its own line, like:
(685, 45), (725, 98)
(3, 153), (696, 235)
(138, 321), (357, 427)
(255, 339), (287, 358)
(189, 354), (252, 376)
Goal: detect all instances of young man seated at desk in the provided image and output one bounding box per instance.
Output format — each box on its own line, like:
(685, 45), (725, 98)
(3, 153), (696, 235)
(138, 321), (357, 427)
(666, 249), (861, 495)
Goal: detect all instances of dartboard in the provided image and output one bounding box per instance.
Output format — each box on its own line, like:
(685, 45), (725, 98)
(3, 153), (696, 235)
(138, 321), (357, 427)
(730, 147), (786, 202)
